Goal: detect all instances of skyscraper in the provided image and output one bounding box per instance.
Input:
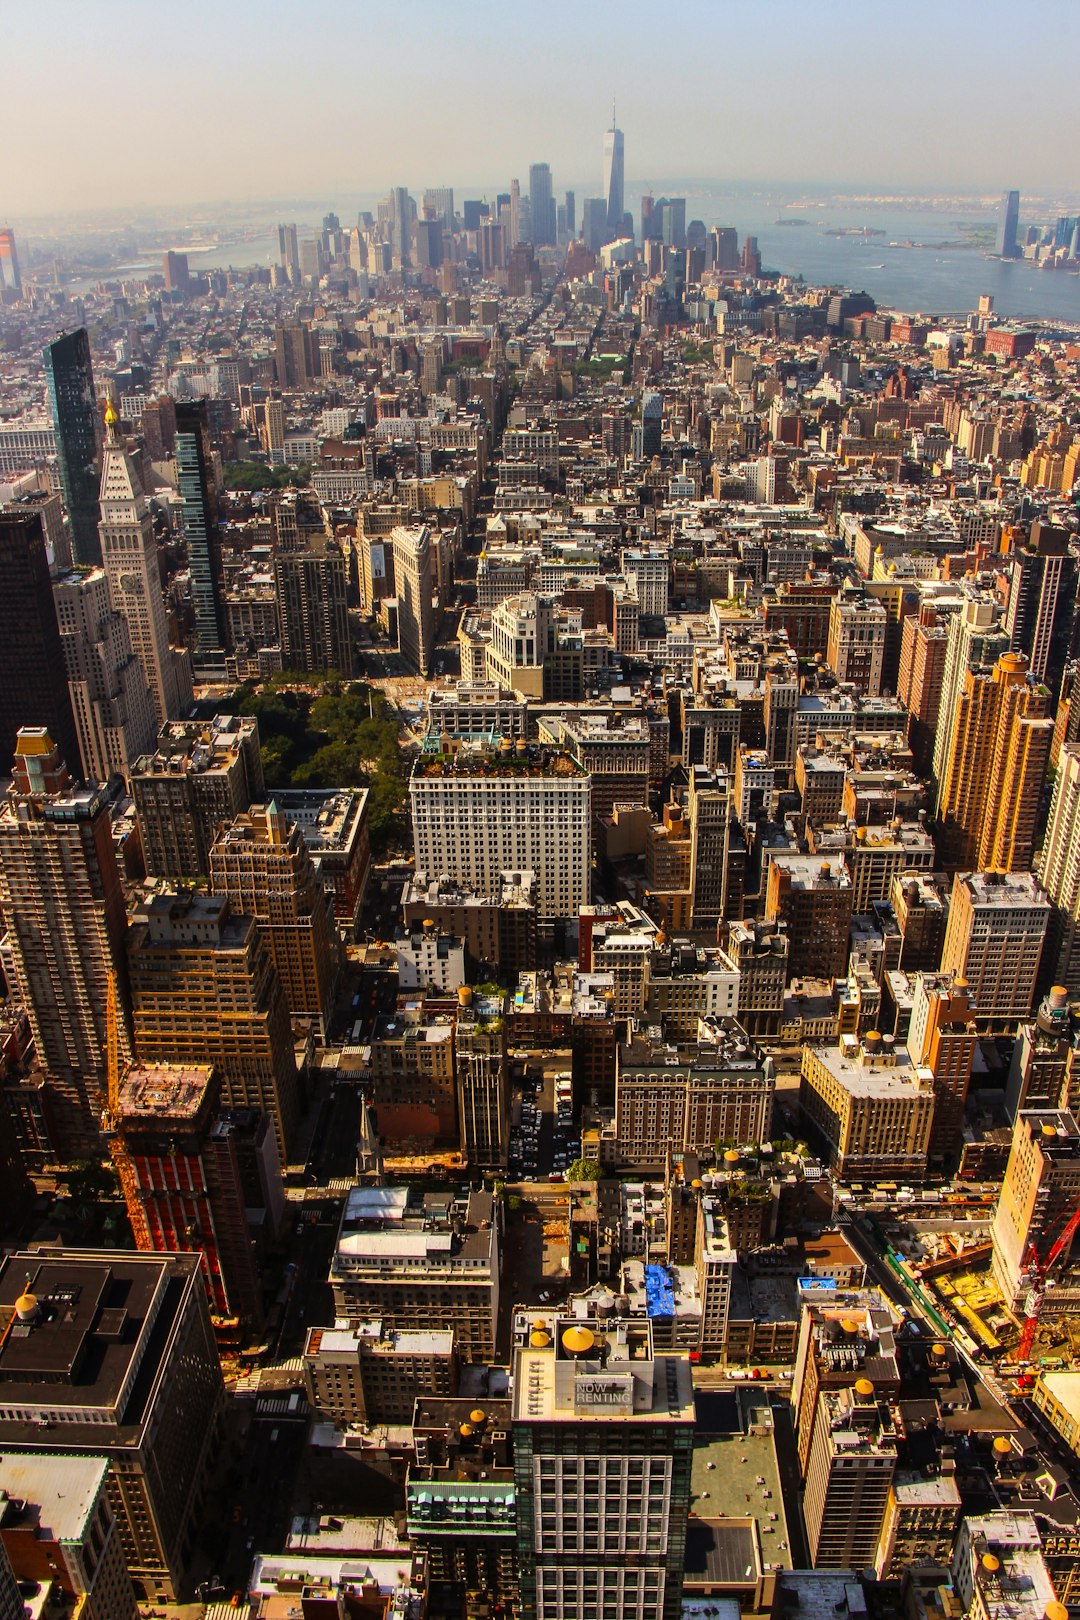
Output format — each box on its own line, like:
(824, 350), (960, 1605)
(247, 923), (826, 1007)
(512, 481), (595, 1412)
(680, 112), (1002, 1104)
(931, 592), (1010, 799)
(111, 1061), (262, 1327)
(131, 713), (263, 882)
(128, 891), (301, 1166)
(98, 403), (190, 725)
(392, 522), (436, 675)
(410, 744), (591, 923)
(528, 163), (556, 246)
(52, 566), (157, 782)
(581, 198), (607, 255)
(43, 328), (102, 566)
(0, 227), (21, 295)
(511, 1313), (694, 1620)
(277, 222), (300, 282)
(0, 509), (79, 774)
(602, 116), (625, 241)
(1004, 520), (1077, 691)
(1038, 744), (1080, 994)
(936, 651), (1052, 874)
(0, 730), (132, 1155)
(0, 1248), (224, 1604)
(209, 801), (339, 1039)
(941, 871), (1050, 1033)
(274, 532), (352, 674)
(174, 399), (226, 664)
(997, 189), (1021, 257)
(803, 1382), (899, 1569)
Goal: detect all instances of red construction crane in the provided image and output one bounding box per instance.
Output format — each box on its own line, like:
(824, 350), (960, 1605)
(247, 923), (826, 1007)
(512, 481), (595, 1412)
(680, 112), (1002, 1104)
(1013, 1192), (1080, 1364)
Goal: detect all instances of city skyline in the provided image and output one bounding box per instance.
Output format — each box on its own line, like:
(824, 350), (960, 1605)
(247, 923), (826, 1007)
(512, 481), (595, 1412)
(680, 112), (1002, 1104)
(2, 0), (1079, 214)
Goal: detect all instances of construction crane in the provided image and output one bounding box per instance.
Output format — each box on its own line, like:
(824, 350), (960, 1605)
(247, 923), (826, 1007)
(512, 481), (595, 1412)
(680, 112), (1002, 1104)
(103, 972), (151, 1251)
(1012, 1192), (1080, 1364)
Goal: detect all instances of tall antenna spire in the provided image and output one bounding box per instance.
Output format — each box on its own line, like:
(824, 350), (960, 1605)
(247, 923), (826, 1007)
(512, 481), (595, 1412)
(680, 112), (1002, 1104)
(612, 98), (617, 131)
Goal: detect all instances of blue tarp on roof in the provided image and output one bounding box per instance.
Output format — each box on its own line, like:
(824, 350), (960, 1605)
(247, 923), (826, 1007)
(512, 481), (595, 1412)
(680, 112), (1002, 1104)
(644, 1264), (675, 1319)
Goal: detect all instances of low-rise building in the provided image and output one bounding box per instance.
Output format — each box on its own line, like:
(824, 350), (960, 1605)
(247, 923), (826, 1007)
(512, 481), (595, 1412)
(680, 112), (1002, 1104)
(329, 1185), (500, 1362)
(303, 1320), (457, 1425)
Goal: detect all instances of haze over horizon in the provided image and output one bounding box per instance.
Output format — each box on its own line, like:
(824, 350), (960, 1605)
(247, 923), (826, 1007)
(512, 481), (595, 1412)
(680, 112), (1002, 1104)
(6, 0), (1079, 217)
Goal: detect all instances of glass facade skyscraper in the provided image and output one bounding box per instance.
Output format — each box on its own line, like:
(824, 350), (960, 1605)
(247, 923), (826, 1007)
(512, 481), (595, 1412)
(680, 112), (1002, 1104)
(43, 327), (102, 567)
(602, 123), (625, 241)
(174, 400), (225, 663)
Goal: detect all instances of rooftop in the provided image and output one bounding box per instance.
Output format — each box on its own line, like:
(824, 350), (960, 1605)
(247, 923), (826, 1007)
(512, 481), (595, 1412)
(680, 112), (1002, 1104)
(0, 1453), (109, 1542)
(0, 1250), (198, 1446)
(117, 1063), (215, 1122)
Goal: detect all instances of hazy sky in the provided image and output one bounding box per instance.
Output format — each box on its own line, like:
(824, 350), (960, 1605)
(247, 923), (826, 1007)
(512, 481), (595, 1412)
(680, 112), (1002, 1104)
(6, 0), (1079, 217)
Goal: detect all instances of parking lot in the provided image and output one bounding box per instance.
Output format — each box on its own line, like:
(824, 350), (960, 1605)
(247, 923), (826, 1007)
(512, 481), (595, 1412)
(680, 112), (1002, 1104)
(507, 1057), (581, 1184)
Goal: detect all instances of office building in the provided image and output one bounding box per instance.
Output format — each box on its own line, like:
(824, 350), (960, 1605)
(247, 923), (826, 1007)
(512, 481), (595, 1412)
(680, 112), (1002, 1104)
(582, 198), (607, 255)
(303, 1320), (456, 1425)
(410, 743), (590, 923)
(827, 590), (887, 696)
(0, 1453), (139, 1620)
(801, 1033), (934, 1181)
(392, 522), (437, 675)
(875, 1469), (962, 1580)
(273, 322), (316, 388)
(990, 1107), (1080, 1311)
(0, 732), (130, 1156)
(368, 1005), (457, 1145)
(791, 1286), (901, 1476)
(906, 974), (978, 1166)
(941, 871), (1050, 1031)
(330, 1185), (500, 1361)
(131, 713), (263, 881)
(174, 400), (226, 663)
(931, 592), (1009, 799)
(803, 1382), (898, 1569)
(456, 987), (509, 1168)
(0, 509), (79, 774)
(402, 870), (538, 978)
(613, 1022), (774, 1170)
(557, 711), (651, 836)
(640, 389), (663, 458)
(43, 328), (101, 566)
(953, 1514), (1058, 1620)
(209, 802), (338, 1038)
(162, 249), (189, 294)
(1007, 988), (1080, 1117)
(274, 533), (351, 675)
(1005, 521), (1077, 692)
(1040, 745), (1080, 994)
(128, 891), (301, 1166)
(765, 854), (854, 981)
(687, 765), (731, 927)
(528, 163), (555, 246)
(511, 1313), (694, 1620)
(0, 1249), (223, 1603)
(890, 870), (949, 974)
(277, 222), (300, 283)
(0, 227), (21, 295)
(0, 1539), (24, 1620)
(272, 786), (371, 934)
(52, 566), (156, 782)
(936, 651), (1052, 873)
(724, 920), (788, 1037)
(111, 1062), (261, 1327)
(997, 190), (1021, 258)
(408, 1393), (517, 1616)
(602, 119), (625, 240)
(98, 402), (190, 725)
